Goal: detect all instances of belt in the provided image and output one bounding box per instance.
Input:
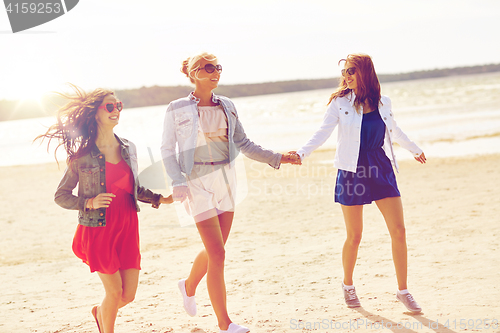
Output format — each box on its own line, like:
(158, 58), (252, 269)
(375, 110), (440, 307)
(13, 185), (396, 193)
(194, 160), (229, 165)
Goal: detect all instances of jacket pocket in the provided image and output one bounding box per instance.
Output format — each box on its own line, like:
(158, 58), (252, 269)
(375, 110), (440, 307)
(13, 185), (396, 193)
(175, 112), (194, 139)
(338, 106), (356, 126)
(79, 166), (100, 196)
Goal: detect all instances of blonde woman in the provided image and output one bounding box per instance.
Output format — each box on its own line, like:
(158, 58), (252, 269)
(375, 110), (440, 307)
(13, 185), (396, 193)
(36, 85), (172, 333)
(161, 52), (299, 333)
(295, 54), (426, 313)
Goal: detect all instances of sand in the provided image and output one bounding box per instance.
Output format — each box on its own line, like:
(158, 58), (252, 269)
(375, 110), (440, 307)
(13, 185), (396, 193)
(0, 151), (499, 333)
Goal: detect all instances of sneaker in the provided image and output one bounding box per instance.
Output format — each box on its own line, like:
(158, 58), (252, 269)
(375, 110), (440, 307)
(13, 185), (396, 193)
(220, 323), (250, 333)
(342, 284), (361, 308)
(178, 279), (197, 316)
(396, 291), (422, 313)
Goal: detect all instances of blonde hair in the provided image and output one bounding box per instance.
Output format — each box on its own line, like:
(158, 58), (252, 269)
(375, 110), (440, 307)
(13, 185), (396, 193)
(181, 52), (218, 83)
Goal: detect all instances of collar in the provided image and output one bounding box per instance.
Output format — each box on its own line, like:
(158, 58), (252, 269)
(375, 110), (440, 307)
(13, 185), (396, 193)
(189, 91), (220, 104)
(90, 134), (128, 158)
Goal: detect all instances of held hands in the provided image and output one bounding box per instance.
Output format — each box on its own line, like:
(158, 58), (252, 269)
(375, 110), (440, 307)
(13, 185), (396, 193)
(414, 152), (427, 164)
(281, 151), (302, 165)
(160, 194), (174, 204)
(173, 186), (189, 202)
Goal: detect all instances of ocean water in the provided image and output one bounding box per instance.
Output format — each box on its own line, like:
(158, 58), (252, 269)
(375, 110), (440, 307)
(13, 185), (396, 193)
(1, 72), (500, 168)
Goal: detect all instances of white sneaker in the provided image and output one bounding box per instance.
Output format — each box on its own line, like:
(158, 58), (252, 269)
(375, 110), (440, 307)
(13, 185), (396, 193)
(220, 323), (250, 333)
(396, 291), (422, 313)
(178, 279), (197, 316)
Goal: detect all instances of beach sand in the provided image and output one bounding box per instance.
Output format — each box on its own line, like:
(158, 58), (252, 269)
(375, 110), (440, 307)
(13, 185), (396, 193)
(0, 151), (499, 333)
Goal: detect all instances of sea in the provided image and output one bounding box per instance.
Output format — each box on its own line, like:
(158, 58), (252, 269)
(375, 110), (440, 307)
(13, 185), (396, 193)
(2, 72), (500, 169)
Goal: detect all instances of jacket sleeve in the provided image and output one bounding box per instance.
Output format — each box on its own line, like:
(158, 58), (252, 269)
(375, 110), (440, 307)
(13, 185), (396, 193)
(232, 107), (282, 169)
(136, 181), (162, 209)
(386, 99), (423, 157)
(54, 162), (87, 211)
(161, 103), (188, 187)
(297, 102), (339, 160)
(124, 140), (162, 209)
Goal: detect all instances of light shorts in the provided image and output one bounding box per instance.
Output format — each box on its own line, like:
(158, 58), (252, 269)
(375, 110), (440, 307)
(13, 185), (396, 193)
(183, 163), (237, 220)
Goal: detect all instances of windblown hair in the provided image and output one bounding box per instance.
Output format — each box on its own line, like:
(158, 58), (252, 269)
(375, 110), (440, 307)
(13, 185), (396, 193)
(34, 84), (114, 168)
(181, 52), (218, 83)
(328, 53), (381, 113)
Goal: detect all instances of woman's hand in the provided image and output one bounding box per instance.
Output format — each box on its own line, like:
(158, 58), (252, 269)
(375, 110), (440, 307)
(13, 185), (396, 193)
(87, 193), (116, 209)
(415, 152), (427, 164)
(281, 151), (302, 165)
(173, 186), (189, 202)
(160, 194), (174, 204)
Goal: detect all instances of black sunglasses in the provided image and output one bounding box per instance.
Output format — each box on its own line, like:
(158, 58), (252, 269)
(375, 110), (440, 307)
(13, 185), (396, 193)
(98, 101), (123, 113)
(341, 67), (356, 77)
(198, 64), (222, 73)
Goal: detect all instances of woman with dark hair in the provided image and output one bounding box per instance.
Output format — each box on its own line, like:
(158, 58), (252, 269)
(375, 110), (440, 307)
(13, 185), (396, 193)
(161, 52), (299, 333)
(294, 54), (426, 313)
(36, 85), (172, 333)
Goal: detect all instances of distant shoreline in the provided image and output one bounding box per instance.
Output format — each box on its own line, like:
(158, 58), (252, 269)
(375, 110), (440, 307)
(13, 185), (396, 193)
(2, 63), (500, 122)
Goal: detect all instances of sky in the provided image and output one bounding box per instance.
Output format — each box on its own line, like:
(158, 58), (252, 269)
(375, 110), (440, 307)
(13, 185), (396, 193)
(0, 0), (499, 100)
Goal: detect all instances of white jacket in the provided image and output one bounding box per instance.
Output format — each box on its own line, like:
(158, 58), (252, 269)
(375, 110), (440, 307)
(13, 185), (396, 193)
(297, 93), (422, 173)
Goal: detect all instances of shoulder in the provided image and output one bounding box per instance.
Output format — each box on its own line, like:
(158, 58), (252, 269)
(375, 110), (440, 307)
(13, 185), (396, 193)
(328, 95), (349, 112)
(380, 95), (392, 106)
(216, 95), (235, 107)
(168, 96), (194, 110)
(215, 95), (237, 114)
(117, 136), (136, 150)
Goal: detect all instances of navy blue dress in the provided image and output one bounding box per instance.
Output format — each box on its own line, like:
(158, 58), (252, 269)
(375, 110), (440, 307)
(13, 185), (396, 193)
(334, 109), (400, 206)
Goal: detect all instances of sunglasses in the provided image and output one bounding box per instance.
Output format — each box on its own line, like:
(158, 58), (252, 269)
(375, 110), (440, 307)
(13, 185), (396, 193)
(341, 67), (356, 77)
(198, 64), (222, 73)
(98, 101), (123, 112)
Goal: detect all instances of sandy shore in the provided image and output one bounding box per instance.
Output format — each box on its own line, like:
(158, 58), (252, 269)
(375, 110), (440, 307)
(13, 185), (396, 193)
(0, 151), (499, 333)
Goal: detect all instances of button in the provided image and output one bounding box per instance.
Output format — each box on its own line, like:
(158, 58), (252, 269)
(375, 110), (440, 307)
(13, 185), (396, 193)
(100, 168), (104, 172)
(100, 213), (104, 217)
(99, 155), (103, 159)
(98, 222), (103, 226)
(390, 129), (392, 132)
(384, 117), (387, 120)
(101, 182), (104, 186)
(345, 111), (349, 115)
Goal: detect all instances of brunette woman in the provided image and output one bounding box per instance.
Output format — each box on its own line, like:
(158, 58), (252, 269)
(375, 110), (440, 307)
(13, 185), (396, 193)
(295, 54), (426, 313)
(36, 85), (173, 333)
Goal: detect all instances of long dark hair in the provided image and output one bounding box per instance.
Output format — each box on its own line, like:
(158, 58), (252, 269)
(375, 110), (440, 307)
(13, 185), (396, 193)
(328, 53), (381, 113)
(34, 84), (114, 168)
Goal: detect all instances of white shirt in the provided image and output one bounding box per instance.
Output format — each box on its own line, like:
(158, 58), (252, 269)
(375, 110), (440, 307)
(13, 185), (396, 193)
(297, 93), (422, 173)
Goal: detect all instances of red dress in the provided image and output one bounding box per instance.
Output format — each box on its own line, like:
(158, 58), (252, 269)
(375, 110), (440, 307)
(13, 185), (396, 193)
(72, 159), (141, 274)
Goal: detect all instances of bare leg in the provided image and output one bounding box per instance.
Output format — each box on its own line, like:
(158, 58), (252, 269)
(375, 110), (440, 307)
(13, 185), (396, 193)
(193, 209), (234, 330)
(375, 196), (408, 290)
(185, 211), (233, 297)
(96, 269), (139, 333)
(340, 205), (364, 286)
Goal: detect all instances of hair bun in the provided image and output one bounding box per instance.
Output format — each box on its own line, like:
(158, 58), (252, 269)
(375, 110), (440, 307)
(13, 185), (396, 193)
(181, 58), (191, 77)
